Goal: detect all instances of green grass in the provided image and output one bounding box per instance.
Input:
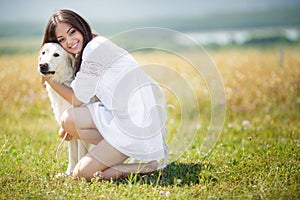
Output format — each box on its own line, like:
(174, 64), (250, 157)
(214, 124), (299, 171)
(0, 46), (299, 199)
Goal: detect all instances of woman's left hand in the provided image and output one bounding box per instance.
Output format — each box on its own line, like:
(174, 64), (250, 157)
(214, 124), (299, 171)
(42, 75), (52, 83)
(41, 75), (54, 88)
(58, 127), (73, 141)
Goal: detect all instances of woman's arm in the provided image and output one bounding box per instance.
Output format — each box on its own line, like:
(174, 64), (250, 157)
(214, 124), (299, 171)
(44, 76), (83, 107)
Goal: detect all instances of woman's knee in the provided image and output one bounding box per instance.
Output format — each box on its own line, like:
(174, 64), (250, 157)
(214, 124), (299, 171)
(60, 108), (76, 133)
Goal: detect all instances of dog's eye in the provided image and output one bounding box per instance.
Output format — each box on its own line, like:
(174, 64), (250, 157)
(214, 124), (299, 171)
(53, 53), (60, 57)
(42, 51), (45, 55)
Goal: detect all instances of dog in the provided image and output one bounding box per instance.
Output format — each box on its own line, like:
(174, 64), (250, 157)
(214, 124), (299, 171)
(38, 43), (92, 175)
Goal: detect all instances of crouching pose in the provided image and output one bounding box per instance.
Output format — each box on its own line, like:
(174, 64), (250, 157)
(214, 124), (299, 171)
(41, 9), (168, 181)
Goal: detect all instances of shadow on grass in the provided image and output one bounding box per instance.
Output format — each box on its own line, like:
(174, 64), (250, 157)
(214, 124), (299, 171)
(115, 161), (217, 187)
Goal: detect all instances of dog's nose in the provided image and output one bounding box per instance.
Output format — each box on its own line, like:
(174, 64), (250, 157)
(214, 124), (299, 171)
(39, 63), (48, 69)
(39, 63), (49, 72)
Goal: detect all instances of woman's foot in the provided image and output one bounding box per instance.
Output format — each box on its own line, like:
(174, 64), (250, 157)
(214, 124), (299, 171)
(139, 160), (158, 175)
(93, 160), (158, 180)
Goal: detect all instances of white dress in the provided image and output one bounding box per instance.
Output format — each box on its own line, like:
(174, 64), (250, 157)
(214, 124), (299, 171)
(71, 36), (168, 168)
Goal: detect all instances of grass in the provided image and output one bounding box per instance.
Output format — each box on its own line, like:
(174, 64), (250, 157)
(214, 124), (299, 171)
(0, 44), (299, 199)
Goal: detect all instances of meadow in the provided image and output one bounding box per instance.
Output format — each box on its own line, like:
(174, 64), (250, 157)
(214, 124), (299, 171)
(0, 43), (299, 199)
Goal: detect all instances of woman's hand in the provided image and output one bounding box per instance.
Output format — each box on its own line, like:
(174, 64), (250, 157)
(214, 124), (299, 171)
(58, 127), (73, 141)
(42, 75), (54, 84)
(42, 75), (52, 82)
(41, 76), (52, 88)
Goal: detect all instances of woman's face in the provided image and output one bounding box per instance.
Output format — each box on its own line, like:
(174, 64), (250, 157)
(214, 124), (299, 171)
(55, 22), (84, 55)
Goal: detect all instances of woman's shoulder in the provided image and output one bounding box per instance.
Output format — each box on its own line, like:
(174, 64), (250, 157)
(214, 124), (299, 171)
(82, 36), (132, 67)
(89, 35), (108, 47)
(82, 36), (108, 59)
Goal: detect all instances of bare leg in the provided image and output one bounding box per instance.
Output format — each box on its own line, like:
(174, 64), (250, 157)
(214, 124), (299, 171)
(61, 106), (159, 181)
(94, 160), (158, 180)
(60, 107), (103, 144)
(73, 139), (128, 181)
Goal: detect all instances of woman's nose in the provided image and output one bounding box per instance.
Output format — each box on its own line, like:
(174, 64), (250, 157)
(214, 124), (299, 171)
(66, 36), (73, 45)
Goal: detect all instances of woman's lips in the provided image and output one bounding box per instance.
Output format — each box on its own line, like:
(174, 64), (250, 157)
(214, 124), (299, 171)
(70, 42), (78, 49)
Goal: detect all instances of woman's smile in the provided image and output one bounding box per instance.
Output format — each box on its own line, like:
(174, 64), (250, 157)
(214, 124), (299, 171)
(69, 40), (80, 51)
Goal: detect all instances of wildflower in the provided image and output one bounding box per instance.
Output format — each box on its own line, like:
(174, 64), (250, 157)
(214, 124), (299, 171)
(159, 190), (171, 197)
(166, 191), (171, 197)
(242, 120), (252, 127)
(23, 92), (35, 103)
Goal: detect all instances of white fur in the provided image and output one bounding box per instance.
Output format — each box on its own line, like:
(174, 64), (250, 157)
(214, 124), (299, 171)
(38, 43), (91, 175)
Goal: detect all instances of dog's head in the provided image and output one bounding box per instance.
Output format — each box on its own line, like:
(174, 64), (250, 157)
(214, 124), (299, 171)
(38, 43), (75, 79)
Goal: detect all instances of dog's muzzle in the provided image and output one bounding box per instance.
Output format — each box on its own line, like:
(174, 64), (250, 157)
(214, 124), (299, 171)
(39, 63), (55, 75)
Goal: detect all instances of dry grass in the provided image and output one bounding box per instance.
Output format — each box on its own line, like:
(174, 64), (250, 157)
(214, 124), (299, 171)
(0, 45), (299, 199)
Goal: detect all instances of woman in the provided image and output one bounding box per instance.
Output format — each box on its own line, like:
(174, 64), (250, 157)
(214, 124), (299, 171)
(41, 9), (168, 181)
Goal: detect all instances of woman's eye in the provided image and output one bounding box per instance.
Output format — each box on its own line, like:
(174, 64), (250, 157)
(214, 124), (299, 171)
(70, 29), (76, 35)
(58, 38), (65, 43)
(53, 53), (60, 57)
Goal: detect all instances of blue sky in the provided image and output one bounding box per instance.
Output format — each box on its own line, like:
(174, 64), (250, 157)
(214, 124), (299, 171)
(1, 0), (300, 23)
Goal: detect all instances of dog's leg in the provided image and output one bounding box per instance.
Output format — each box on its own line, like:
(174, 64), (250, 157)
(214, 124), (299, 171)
(66, 137), (78, 175)
(78, 139), (89, 163)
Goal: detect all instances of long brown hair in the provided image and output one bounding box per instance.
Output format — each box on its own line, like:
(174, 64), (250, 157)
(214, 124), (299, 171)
(42, 9), (94, 75)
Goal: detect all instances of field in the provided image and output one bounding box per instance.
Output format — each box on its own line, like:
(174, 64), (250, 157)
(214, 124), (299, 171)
(0, 44), (299, 199)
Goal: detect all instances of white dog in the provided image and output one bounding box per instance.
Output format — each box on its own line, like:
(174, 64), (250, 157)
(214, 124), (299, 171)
(38, 43), (91, 175)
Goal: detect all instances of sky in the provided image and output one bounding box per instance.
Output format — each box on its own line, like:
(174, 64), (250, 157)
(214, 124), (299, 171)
(1, 0), (300, 24)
